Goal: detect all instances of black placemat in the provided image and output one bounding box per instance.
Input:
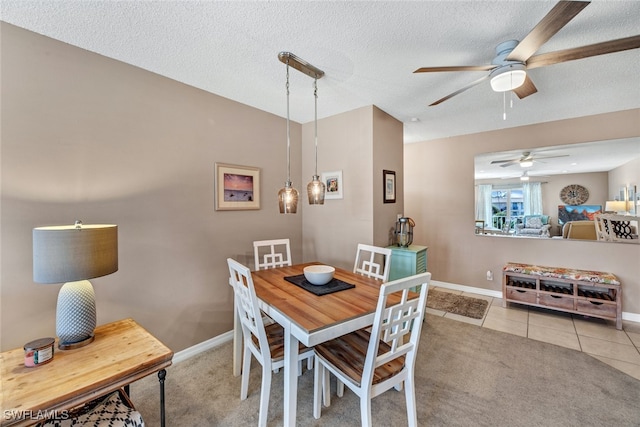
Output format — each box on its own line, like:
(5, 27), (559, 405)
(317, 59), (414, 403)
(284, 274), (355, 296)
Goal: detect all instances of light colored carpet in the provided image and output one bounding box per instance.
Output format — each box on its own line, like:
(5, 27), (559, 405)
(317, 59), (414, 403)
(131, 314), (640, 426)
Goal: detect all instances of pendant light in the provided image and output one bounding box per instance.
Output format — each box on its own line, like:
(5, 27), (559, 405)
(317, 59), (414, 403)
(277, 58), (299, 214)
(277, 52), (325, 213)
(307, 78), (325, 204)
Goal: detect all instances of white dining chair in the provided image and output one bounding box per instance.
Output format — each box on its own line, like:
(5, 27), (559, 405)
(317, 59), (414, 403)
(253, 238), (292, 270)
(353, 243), (392, 282)
(227, 258), (315, 427)
(312, 272), (431, 427)
(252, 238), (311, 370)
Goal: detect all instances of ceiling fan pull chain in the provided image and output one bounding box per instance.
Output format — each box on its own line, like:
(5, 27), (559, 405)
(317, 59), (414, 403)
(503, 92), (507, 120)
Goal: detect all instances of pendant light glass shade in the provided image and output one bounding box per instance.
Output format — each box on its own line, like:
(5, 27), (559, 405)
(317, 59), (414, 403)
(307, 78), (325, 205)
(307, 176), (325, 204)
(278, 182), (299, 213)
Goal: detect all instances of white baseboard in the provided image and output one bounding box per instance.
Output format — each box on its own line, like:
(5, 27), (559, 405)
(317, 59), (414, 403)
(623, 311), (640, 323)
(173, 330), (234, 364)
(173, 281), (639, 364)
(430, 280), (503, 299)
(431, 279), (640, 324)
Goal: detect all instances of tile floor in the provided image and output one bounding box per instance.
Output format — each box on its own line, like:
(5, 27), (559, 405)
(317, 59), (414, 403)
(426, 286), (640, 381)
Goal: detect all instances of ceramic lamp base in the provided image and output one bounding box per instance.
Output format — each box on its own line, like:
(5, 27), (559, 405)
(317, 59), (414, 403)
(56, 280), (97, 350)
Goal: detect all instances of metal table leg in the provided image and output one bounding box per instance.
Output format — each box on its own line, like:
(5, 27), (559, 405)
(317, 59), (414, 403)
(158, 369), (167, 427)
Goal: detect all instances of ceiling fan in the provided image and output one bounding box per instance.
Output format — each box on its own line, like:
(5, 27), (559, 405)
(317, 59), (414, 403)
(491, 151), (569, 168)
(415, 1), (640, 106)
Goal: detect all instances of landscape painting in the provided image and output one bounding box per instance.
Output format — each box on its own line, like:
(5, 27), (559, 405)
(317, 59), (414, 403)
(558, 205), (602, 225)
(215, 163), (260, 210)
(224, 173), (254, 202)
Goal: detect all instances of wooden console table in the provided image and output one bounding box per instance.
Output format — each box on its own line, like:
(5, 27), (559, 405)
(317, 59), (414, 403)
(502, 263), (622, 330)
(0, 318), (173, 427)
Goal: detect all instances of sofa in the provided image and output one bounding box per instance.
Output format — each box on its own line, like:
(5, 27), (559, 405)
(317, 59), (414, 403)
(562, 220), (597, 240)
(515, 215), (551, 237)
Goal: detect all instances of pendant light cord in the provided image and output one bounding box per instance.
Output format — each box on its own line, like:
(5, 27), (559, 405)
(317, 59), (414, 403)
(286, 61), (291, 186)
(314, 78), (318, 177)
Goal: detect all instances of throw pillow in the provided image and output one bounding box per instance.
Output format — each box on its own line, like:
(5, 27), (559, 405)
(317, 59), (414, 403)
(526, 217), (543, 229)
(611, 220), (634, 239)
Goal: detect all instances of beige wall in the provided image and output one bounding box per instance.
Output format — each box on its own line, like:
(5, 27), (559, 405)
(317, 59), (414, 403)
(0, 23), (308, 351)
(301, 105), (403, 270)
(0, 23), (404, 352)
(405, 109), (640, 316)
(372, 106), (404, 247)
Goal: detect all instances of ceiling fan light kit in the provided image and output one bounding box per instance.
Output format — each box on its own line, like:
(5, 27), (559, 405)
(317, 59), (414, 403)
(519, 160), (534, 168)
(489, 63), (526, 92)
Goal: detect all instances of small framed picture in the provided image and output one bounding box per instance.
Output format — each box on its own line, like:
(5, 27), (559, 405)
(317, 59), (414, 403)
(215, 163), (261, 210)
(321, 170), (343, 200)
(383, 170), (396, 203)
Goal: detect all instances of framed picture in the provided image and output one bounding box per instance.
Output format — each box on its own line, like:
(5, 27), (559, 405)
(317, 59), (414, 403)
(214, 163), (260, 211)
(557, 204), (602, 225)
(321, 170), (343, 199)
(383, 170), (396, 203)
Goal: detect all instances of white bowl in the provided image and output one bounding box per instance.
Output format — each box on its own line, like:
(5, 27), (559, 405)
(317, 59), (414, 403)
(303, 265), (335, 285)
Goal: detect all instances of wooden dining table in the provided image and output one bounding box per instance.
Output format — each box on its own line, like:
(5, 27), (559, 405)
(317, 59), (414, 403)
(231, 262), (396, 426)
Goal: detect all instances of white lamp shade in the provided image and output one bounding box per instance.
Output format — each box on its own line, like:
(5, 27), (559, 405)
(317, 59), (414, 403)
(604, 201), (627, 213)
(33, 224), (118, 283)
(490, 64), (526, 92)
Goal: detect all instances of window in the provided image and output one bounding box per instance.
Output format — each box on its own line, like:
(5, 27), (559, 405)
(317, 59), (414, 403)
(491, 188), (524, 231)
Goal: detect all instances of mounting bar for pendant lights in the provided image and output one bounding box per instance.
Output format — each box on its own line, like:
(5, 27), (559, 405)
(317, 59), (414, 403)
(278, 52), (325, 80)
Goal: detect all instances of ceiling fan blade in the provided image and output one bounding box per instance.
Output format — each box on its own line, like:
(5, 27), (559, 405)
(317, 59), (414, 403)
(526, 35), (640, 69)
(429, 75), (490, 106)
(414, 65), (496, 73)
(513, 75), (538, 99)
(533, 154), (570, 160)
(499, 160), (520, 168)
(490, 159), (518, 164)
(507, 1), (590, 62)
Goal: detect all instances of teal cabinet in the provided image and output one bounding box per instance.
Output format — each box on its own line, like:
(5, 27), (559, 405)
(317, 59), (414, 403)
(386, 245), (428, 281)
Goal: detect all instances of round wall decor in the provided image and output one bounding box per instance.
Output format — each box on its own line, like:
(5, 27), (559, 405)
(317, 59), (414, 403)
(560, 184), (589, 205)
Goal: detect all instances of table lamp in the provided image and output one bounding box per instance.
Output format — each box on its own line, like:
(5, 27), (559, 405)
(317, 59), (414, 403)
(33, 221), (118, 350)
(604, 200), (627, 214)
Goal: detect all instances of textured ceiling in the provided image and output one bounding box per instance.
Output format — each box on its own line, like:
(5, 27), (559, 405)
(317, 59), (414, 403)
(1, 0), (639, 145)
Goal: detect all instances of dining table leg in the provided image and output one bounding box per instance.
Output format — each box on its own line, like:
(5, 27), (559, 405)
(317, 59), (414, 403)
(283, 324), (298, 427)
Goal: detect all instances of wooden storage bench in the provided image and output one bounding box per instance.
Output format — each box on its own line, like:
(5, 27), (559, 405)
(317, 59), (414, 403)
(502, 262), (622, 330)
